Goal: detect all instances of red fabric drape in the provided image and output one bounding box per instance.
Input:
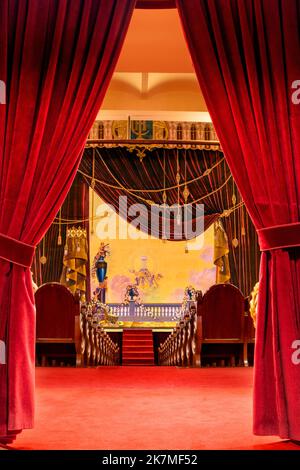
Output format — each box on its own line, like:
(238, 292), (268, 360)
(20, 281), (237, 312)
(176, 0), (300, 439)
(0, 0), (135, 440)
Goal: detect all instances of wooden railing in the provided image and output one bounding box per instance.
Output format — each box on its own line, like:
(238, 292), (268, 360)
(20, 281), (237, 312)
(80, 305), (120, 366)
(158, 303), (199, 367)
(158, 285), (254, 367)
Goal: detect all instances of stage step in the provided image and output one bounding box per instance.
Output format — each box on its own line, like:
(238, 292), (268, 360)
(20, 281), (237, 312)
(122, 329), (154, 366)
(123, 346), (153, 351)
(123, 339), (153, 344)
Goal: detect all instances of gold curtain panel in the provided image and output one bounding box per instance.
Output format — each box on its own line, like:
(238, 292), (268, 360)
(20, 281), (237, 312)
(60, 227), (88, 299)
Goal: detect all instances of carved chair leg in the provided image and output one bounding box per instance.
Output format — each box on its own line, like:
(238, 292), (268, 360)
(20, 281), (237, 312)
(76, 353), (83, 367)
(192, 353), (201, 368)
(243, 342), (249, 367)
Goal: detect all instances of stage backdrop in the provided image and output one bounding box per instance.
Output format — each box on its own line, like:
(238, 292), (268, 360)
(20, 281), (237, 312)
(90, 191), (215, 303)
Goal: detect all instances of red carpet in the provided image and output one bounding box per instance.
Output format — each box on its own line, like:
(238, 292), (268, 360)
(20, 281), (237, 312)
(122, 329), (154, 365)
(6, 367), (300, 450)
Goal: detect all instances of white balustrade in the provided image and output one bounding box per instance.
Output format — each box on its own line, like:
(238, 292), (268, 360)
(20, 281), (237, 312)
(106, 303), (182, 321)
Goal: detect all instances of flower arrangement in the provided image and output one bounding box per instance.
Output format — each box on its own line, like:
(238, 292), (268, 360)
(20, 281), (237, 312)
(123, 284), (141, 304)
(81, 300), (119, 325)
(184, 285), (197, 301)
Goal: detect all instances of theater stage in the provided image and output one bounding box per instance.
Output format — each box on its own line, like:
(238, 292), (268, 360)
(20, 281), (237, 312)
(7, 367), (300, 451)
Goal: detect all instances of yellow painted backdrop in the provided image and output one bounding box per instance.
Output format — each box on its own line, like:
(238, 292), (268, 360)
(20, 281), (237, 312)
(90, 191), (215, 303)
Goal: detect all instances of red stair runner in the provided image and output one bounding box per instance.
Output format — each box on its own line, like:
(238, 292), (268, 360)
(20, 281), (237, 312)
(122, 329), (154, 366)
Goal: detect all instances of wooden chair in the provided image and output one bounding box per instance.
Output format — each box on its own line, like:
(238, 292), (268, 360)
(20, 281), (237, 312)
(196, 283), (248, 367)
(35, 283), (82, 366)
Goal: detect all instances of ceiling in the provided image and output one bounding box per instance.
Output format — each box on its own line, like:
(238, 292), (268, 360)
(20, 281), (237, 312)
(100, 8), (208, 119)
(116, 8), (194, 73)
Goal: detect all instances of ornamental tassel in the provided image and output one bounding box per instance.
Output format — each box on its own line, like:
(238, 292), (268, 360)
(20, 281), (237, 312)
(57, 208), (62, 245)
(40, 237), (47, 265)
(176, 149), (181, 226)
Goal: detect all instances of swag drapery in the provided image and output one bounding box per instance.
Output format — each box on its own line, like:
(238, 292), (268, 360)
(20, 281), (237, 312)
(80, 146), (260, 296)
(0, 0), (135, 442)
(176, 0), (300, 439)
(81, 147), (221, 240)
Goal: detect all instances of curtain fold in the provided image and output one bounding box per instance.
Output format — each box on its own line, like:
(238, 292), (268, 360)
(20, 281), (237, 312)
(176, 0), (300, 439)
(0, 0), (135, 440)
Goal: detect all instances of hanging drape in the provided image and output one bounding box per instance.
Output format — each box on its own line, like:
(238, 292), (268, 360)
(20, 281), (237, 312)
(0, 0), (135, 442)
(214, 220), (230, 284)
(60, 226), (89, 299)
(186, 144), (260, 296)
(80, 147), (226, 240)
(222, 204), (260, 298)
(80, 146), (260, 295)
(32, 174), (90, 292)
(176, 0), (300, 439)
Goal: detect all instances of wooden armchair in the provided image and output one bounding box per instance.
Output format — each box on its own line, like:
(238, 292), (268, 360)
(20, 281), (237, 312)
(35, 283), (82, 366)
(196, 283), (248, 367)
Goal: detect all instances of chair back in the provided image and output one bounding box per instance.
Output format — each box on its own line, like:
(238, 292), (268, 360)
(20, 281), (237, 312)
(35, 283), (80, 340)
(199, 284), (245, 340)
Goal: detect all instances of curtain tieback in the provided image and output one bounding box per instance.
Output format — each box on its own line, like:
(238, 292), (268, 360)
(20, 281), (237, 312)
(0, 233), (35, 268)
(258, 222), (300, 251)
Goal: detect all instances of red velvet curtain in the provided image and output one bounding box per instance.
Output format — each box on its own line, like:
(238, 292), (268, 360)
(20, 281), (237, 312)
(0, 0), (135, 441)
(177, 0), (300, 439)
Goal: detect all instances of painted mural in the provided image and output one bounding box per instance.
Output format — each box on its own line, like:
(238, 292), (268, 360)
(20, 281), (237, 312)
(90, 191), (216, 303)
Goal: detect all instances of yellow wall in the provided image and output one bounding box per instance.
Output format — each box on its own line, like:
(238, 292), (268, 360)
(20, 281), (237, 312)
(90, 191), (216, 304)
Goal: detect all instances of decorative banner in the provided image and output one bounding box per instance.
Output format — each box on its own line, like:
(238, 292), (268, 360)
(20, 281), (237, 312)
(214, 220), (231, 284)
(60, 226), (88, 300)
(131, 120), (153, 140)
